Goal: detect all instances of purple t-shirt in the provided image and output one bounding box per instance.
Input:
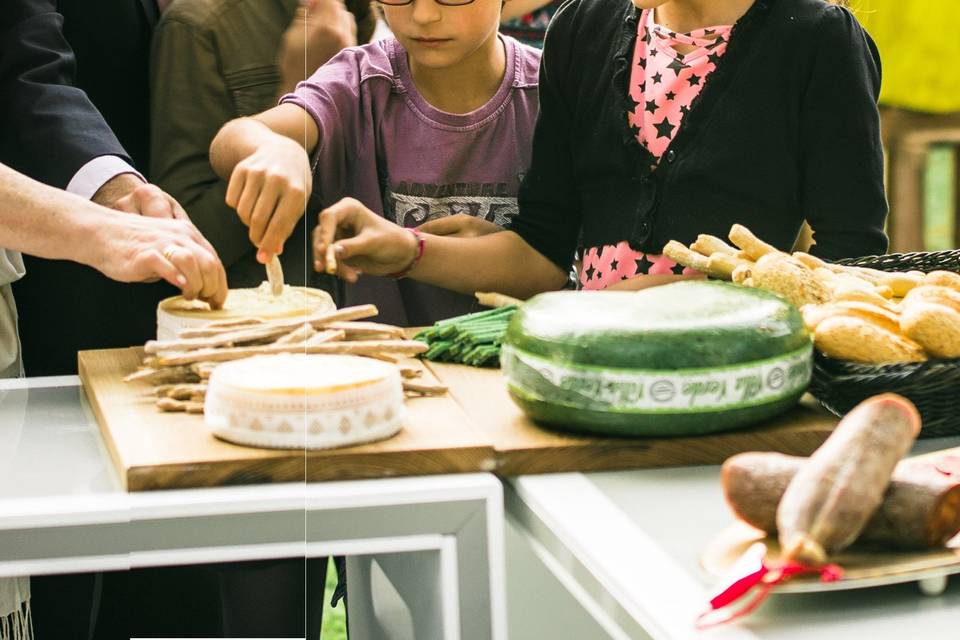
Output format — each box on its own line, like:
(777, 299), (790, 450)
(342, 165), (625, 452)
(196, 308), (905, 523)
(281, 36), (541, 326)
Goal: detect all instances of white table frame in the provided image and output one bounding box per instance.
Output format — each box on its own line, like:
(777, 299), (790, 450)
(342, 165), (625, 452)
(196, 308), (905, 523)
(0, 376), (507, 640)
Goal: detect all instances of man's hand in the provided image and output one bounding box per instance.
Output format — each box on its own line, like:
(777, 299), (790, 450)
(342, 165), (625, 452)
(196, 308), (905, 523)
(277, 0), (357, 95)
(313, 197), (418, 282)
(417, 214), (503, 238)
(224, 134), (312, 261)
(90, 211), (228, 309)
(92, 173), (189, 219)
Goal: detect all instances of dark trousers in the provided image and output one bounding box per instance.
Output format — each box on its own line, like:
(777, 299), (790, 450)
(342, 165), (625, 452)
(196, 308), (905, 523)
(30, 558), (334, 639)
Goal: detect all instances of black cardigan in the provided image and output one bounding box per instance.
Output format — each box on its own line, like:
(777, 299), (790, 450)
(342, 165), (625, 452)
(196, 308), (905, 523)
(510, 0), (888, 271)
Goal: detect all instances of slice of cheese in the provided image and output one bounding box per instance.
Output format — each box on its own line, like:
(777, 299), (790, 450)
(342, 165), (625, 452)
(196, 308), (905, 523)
(205, 354), (404, 450)
(157, 282), (335, 340)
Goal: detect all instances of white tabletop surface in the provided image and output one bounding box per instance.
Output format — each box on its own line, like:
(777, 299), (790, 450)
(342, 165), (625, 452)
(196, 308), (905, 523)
(509, 435), (960, 640)
(0, 377), (120, 499)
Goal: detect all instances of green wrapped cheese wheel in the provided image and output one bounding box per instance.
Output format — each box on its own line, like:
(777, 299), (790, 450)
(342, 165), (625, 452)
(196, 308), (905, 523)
(502, 281), (813, 437)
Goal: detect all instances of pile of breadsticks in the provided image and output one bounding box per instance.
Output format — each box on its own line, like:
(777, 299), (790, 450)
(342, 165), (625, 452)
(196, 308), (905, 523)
(664, 224), (960, 365)
(125, 304), (446, 414)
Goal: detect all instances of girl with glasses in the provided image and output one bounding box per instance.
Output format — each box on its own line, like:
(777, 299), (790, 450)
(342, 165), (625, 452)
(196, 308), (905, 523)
(311, 0), (888, 297)
(210, 0), (541, 326)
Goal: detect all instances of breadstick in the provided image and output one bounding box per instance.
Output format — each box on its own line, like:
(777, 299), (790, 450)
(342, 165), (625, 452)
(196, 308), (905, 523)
(325, 321), (407, 340)
(476, 292), (522, 308)
(266, 255), (284, 296)
(397, 365), (423, 379)
(274, 324), (317, 345)
(777, 394), (921, 565)
(325, 243), (338, 275)
(190, 362), (221, 380)
(662, 240), (710, 272)
(156, 383), (208, 400)
(731, 263), (753, 284)
(150, 305), (378, 352)
(729, 224), (782, 261)
(304, 329), (346, 346)
(124, 366), (199, 385)
(705, 252), (745, 280)
(156, 397), (205, 414)
(364, 353), (400, 364)
(792, 252), (829, 271)
(691, 234), (736, 257)
(402, 380), (448, 396)
(157, 338), (425, 366)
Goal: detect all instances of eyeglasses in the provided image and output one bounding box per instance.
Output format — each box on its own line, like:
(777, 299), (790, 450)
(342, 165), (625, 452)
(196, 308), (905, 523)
(375, 0), (477, 6)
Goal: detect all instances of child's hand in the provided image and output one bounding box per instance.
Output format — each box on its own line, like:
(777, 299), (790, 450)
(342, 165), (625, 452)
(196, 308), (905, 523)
(224, 135), (312, 262)
(313, 197), (419, 282)
(417, 214), (502, 238)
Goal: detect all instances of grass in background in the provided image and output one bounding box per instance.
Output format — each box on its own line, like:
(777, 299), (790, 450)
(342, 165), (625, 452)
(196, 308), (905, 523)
(924, 146), (955, 251)
(321, 560), (347, 640)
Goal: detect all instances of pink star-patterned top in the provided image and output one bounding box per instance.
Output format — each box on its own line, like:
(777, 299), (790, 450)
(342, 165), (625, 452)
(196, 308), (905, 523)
(580, 9), (732, 290)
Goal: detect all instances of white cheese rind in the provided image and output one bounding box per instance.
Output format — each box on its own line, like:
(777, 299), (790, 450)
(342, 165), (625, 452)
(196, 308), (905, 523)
(205, 354), (404, 450)
(157, 283), (335, 340)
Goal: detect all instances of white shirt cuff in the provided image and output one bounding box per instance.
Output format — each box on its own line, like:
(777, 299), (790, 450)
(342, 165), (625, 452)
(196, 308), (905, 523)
(66, 155), (145, 200)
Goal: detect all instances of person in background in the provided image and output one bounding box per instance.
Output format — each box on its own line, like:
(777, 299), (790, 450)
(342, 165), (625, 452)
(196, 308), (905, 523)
(1, 4), (227, 636)
(6, 0), (184, 378)
(151, 0), (376, 290)
(210, 0), (541, 327)
(500, 0), (562, 48)
(151, 4), (374, 637)
(311, 0), (887, 297)
(0, 167), (226, 639)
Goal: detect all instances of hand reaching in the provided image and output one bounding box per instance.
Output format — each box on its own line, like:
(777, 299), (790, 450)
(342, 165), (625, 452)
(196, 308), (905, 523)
(93, 212), (228, 309)
(224, 134), (312, 262)
(313, 198), (419, 282)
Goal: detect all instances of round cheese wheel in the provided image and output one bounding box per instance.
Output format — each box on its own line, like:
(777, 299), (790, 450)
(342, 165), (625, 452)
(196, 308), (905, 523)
(502, 281), (813, 437)
(157, 282), (334, 340)
(205, 354), (404, 450)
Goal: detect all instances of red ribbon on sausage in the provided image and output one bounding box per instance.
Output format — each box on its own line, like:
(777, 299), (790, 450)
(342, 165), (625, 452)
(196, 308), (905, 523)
(935, 455), (960, 478)
(697, 543), (843, 629)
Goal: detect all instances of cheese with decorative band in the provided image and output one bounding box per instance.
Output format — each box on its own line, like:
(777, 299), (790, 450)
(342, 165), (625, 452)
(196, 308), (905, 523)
(502, 344), (812, 413)
(502, 282), (813, 437)
(205, 354), (404, 450)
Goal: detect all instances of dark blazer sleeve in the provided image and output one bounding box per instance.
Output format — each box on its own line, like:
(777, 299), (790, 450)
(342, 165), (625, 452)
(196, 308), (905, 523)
(801, 5), (888, 260)
(0, 0), (129, 189)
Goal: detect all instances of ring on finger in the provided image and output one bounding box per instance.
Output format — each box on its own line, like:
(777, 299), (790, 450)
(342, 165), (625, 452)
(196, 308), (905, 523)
(162, 245), (179, 262)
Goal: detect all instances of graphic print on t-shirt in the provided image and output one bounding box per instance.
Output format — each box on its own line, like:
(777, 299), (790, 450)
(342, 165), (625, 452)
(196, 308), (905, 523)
(385, 181), (520, 229)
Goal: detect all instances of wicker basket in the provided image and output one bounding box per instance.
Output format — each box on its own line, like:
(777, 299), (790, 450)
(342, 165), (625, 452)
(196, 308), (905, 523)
(807, 249), (960, 438)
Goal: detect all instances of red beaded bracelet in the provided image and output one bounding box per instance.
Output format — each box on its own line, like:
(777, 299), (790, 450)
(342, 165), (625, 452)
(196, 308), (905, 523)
(389, 228), (425, 279)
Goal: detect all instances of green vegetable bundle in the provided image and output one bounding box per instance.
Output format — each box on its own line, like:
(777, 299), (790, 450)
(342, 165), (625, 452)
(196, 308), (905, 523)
(414, 305), (518, 367)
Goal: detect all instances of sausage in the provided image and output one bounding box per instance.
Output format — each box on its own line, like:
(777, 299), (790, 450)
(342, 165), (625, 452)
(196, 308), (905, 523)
(722, 452), (960, 550)
(775, 394), (921, 564)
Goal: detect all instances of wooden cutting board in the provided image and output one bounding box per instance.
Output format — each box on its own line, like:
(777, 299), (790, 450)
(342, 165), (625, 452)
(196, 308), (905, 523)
(79, 348), (840, 491)
(78, 348), (495, 491)
(425, 361), (840, 476)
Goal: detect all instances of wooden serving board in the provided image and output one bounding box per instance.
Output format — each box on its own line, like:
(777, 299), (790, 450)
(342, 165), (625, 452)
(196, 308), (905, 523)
(425, 362), (840, 476)
(78, 348), (495, 491)
(701, 519), (960, 594)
